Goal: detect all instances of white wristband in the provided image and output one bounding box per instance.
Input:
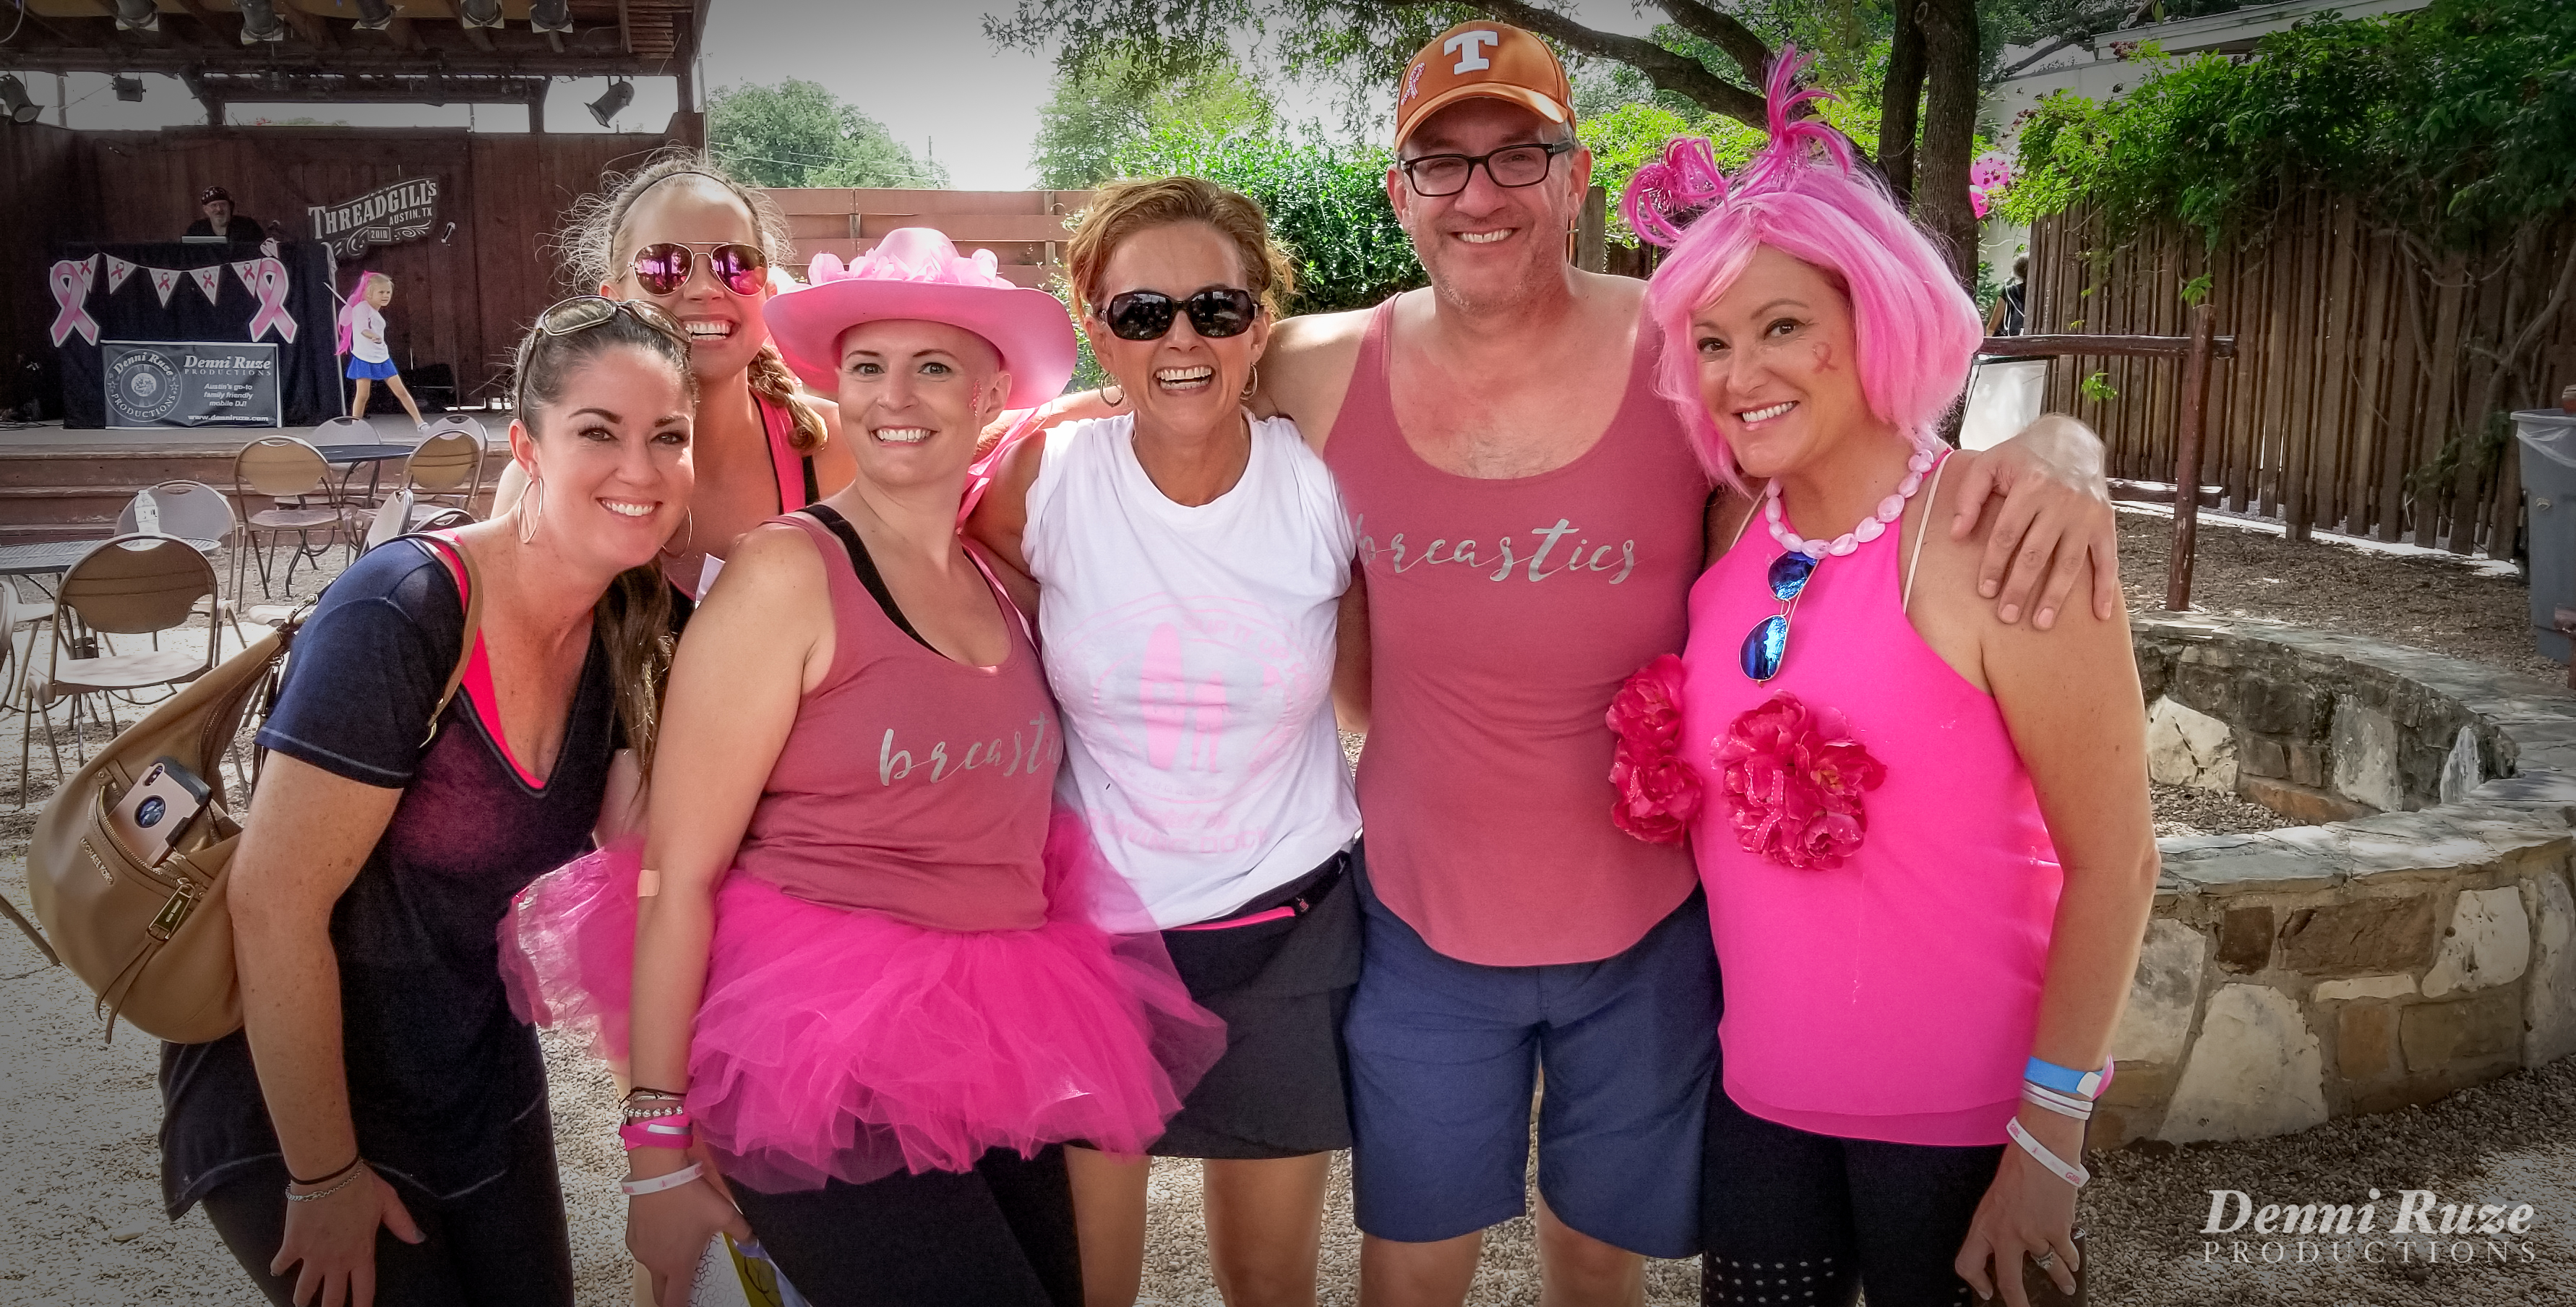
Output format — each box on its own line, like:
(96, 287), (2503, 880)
(2006, 1118), (2089, 1187)
(2021, 1082), (2095, 1120)
(620, 1162), (705, 1196)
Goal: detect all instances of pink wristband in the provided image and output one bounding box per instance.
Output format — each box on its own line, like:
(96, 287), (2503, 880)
(619, 1115), (695, 1151)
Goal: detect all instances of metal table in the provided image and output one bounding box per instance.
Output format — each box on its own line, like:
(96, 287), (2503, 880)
(0, 536), (220, 578)
(322, 442), (418, 507)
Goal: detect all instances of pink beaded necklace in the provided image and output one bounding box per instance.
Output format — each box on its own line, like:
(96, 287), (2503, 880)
(1763, 446), (1940, 559)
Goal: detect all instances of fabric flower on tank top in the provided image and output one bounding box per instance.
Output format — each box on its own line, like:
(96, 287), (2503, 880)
(1712, 692), (1886, 870)
(1606, 655), (1701, 845)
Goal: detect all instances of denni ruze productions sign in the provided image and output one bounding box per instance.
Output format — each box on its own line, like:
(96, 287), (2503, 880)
(308, 177), (439, 260)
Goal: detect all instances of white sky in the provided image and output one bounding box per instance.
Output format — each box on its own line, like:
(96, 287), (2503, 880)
(29, 0), (1661, 190)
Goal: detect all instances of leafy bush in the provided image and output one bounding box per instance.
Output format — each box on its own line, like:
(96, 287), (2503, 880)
(2002, 0), (2576, 248)
(1115, 126), (1423, 314)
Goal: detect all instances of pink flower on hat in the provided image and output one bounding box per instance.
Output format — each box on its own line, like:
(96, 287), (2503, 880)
(1712, 692), (1885, 870)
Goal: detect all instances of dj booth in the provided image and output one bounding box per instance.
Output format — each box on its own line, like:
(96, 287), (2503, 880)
(46, 239), (340, 429)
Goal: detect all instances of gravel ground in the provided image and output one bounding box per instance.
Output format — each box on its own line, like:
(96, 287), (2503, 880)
(2154, 781), (2296, 838)
(4, 520), (2568, 1307)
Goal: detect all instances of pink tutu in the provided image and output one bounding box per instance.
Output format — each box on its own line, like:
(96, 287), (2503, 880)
(498, 813), (1224, 1192)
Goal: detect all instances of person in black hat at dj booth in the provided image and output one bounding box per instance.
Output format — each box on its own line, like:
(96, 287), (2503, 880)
(186, 187), (271, 241)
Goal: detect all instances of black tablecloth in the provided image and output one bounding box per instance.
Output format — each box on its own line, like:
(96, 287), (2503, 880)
(56, 240), (338, 429)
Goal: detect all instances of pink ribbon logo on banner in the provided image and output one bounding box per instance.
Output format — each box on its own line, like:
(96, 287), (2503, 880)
(245, 258), (296, 343)
(104, 256), (137, 293)
(150, 267), (181, 307)
(186, 265), (223, 304)
(48, 255), (102, 347)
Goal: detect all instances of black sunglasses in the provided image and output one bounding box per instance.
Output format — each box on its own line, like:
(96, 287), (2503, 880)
(1096, 287), (1259, 342)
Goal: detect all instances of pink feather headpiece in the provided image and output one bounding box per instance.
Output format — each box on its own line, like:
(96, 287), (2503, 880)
(1620, 48), (1855, 249)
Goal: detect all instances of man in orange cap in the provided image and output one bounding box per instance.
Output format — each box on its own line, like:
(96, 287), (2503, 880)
(1268, 23), (2116, 1306)
(1003, 20), (2116, 1306)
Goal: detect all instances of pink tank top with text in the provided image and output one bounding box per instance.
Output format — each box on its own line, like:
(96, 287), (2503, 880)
(733, 513), (1059, 933)
(1324, 299), (1711, 966)
(1680, 476), (2061, 1146)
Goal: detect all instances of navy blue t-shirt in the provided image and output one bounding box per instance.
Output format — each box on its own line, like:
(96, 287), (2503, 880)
(159, 539), (615, 1214)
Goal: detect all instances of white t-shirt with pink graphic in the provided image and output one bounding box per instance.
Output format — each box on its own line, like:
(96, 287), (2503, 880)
(1024, 413), (1360, 928)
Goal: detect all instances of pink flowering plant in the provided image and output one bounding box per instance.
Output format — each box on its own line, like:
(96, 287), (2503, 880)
(1712, 692), (1887, 870)
(1606, 655), (1701, 846)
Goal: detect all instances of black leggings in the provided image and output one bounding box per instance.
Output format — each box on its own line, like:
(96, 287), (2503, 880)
(197, 1107), (572, 1307)
(731, 1144), (1081, 1307)
(1700, 1082), (2005, 1307)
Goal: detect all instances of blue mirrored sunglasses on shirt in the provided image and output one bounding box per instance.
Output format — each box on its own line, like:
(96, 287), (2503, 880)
(1740, 552), (1817, 682)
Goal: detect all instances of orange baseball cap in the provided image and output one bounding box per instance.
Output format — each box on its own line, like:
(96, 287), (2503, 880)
(1393, 21), (1576, 151)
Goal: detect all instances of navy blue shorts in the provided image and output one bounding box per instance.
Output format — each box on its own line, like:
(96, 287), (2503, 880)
(1342, 846), (1718, 1258)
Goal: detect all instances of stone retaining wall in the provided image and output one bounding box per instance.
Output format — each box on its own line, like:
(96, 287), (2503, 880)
(2097, 617), (2576, 1147)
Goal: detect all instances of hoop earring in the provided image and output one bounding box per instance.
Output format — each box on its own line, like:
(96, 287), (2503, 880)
(658, 507), (696, 559)
(517, 478), (544, 545)
(1241, 364), (1259, 400)
(1102, 382), (1125, 409)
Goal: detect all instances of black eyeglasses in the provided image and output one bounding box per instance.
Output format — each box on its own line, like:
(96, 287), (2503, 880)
(1399, 140), (1575, 197)
(1095, 287), (1260, 342)
(630, 241), (769, 296)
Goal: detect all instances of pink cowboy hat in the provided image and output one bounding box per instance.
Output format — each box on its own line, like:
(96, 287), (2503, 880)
(763, 227), (1076, 409)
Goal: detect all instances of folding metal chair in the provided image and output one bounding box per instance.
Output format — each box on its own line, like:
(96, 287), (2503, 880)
(116, 480), (251, 656)
(36, 534), (221, 773)
(401, 430), (486, 515)
(232, 438), (344, 599)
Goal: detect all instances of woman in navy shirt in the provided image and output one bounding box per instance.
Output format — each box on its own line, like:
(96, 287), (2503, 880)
(159, 297), (697, 1307)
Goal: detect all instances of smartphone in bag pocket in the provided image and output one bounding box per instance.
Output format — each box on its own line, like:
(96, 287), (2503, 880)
(105, 757), (210, 869)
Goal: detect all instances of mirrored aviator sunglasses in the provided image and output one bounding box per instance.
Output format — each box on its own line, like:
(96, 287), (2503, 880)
(1101, 288), (1258, 342)
(1740, 552), (1818, 682)
(630, 241), (768, 296)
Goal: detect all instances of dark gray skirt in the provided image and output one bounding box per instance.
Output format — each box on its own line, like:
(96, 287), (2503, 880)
(1150, 849), (1362, 1160)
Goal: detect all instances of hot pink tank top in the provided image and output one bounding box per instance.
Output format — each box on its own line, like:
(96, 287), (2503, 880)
(1324, 299), (1711, 966)
(732, 513), (1059, 933)
(1679, 469), (2061, 1146)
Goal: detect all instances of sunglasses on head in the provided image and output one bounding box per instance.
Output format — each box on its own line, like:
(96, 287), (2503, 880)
(630, 241), (769, 296)
(515, 296), (692, 408)
(1096, 287), (1259, 342)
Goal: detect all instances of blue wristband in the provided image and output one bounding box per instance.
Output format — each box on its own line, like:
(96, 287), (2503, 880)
(2024, 1056), (2107, 1100)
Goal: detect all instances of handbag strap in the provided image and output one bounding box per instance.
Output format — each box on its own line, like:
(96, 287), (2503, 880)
(399, 531), (486, 744)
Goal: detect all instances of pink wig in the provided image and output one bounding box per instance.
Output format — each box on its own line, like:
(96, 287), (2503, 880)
(335, 271), (389, 357)
(1626, 50), (1983, 492)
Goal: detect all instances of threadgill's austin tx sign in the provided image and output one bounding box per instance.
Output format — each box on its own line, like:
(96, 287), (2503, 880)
(308, 177), (439, 261)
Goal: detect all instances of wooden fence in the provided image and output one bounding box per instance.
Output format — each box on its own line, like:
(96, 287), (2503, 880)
(760, 189), (1090, 291)
(2025, 193), (2576, 556)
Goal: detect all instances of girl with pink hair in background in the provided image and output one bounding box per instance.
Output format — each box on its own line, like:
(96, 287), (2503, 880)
(1610, 54), (2159, 1307)
(338, 270), (425, 426)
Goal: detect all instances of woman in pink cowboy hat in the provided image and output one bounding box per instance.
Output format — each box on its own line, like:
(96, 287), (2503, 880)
(499, 228), (1224, 1307)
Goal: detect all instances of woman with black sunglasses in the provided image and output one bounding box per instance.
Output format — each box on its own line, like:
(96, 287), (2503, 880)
(966, 176), (1364, 1307)
(499, 151), (857, 614)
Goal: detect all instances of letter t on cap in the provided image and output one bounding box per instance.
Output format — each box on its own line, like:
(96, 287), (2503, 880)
(1446, 30), (1499, 73)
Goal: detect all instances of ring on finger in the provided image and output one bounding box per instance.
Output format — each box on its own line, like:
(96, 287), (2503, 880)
(2030, 1248), (2058, 1270)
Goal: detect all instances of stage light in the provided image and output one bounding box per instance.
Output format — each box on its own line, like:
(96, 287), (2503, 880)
(531, 0), (573, 35)
(0, 77), (39, 126)
(238, 0), (288, 43)
(111, 0), (158, 33)
(353, 0), (397, 32)
(588, 80), (633, 128)
(113, 75), (147, 103)
(458, 0), (505, 29)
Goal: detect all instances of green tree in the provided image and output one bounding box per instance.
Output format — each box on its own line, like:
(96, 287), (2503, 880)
(1114, 124), (1423, 315)
(1034, 48), (1276, 189)
(706, 79), (949, 189)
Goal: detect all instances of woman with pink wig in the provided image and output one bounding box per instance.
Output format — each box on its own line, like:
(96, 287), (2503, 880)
(1607, 55), (2158, 1307)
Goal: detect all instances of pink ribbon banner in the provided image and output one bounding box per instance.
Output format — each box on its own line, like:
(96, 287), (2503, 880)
(48, 255), (102, 347)
(244, 258), (296, 343)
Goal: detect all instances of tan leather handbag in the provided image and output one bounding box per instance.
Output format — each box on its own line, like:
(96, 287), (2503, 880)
(22, 535), (481, 1043)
